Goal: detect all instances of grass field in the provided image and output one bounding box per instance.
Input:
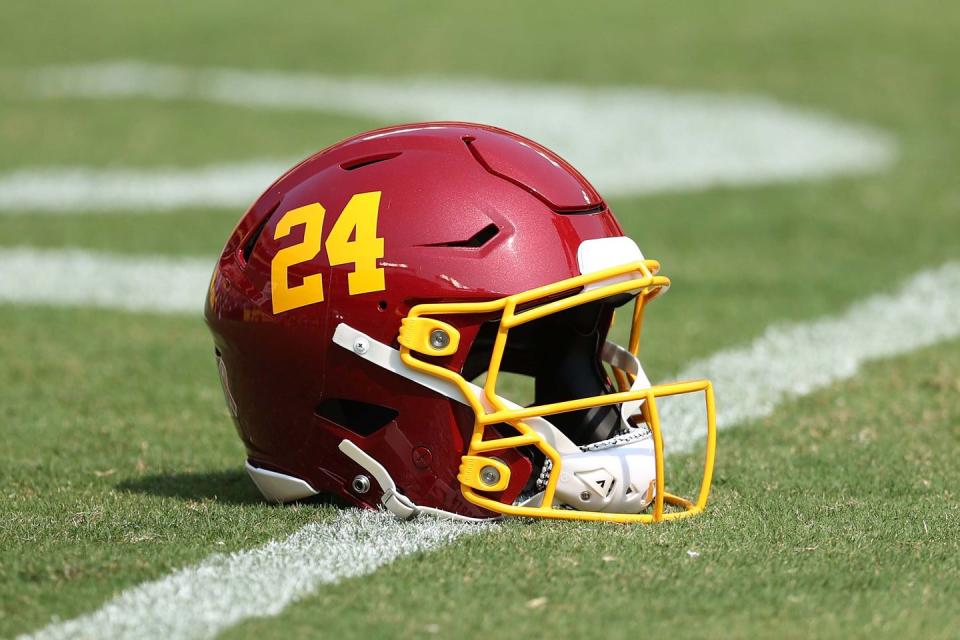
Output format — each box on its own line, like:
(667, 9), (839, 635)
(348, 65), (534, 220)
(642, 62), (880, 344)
(1, 2), (959, 638)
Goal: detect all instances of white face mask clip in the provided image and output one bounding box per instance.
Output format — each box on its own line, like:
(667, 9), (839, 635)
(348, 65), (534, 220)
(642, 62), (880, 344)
(338, 440), (494, 523)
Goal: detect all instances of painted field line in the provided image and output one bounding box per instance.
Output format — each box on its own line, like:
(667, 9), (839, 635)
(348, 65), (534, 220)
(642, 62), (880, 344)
(0, 162), (285, 214)
(660, 260), (960, 452)
(0, 60), (895, 212)
(11, 248), (960, 639)
(18, 510), (492, 640)
(0, 247), (211, 314)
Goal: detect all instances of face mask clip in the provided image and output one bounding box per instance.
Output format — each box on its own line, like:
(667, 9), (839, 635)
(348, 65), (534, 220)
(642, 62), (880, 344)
(338, 439), (495, 523)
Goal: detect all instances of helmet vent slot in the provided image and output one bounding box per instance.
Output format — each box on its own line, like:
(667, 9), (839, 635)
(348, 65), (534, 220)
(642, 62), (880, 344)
(240, 200), (280, 265)
(462, 136), (606, 214)
(420, 223), (499, 248)
(314, 398), (399, 436)
(340, 152), (402, 171)
(556, 203), (606, 215)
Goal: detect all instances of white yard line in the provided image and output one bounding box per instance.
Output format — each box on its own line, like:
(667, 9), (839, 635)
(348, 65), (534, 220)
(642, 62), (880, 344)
(18, 510), (493, 640)
(660, 260), (960, 452)
(0, 247), (212, 314)
(0, 61), (895, 212)
(10, 249), (960, 639)
(0, 162), (285, 213)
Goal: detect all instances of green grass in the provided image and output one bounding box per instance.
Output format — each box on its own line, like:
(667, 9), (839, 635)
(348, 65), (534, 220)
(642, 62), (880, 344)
(0, 98), (377, 170)
(1, 210), (240, 257)
(228, 341), (960, 640)
(1, 0), (959, 638)
(0, 308), (327, 634)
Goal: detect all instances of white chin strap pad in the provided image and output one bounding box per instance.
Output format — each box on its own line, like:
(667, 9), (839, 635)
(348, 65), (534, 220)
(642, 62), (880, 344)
(546, 341), (656, 513)
(551, 436), (657, 512)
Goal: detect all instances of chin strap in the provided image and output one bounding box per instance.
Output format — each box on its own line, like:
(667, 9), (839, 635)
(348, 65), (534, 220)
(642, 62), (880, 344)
(337, 440), (495, 523)
(600, 340), (652, 432)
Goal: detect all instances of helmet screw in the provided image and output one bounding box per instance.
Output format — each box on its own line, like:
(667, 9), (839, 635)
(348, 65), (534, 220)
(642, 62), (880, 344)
(412, 446), (433, 469)
(351, 474), (371, 494)
(580, 491), (592, 502)
(353, 336), (370, 355)
(429, 329), (450, 350)
(479, 465), (501, 487)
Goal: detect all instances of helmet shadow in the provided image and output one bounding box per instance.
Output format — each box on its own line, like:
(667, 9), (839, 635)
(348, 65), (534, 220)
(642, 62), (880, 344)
(117, 469), (351, 508)
(118, 469), (263, 505)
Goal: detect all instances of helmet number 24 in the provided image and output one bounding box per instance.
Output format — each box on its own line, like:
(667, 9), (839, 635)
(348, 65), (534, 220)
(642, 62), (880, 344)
(270, 191), (385, 314)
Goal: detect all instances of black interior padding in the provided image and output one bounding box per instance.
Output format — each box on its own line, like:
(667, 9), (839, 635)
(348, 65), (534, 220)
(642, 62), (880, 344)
(420, 223), (500, 248)
(241, 200), (280, 264)
(463, 294), (632, 445)
(314, 398), (399, 436)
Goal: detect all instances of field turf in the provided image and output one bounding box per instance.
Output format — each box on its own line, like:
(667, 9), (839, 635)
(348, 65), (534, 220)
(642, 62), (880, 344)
(1, 2), (958, 638)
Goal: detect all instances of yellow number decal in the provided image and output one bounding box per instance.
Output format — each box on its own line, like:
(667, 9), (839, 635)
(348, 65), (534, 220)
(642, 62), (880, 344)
(271, 202), (326, 314)
(269, 192), (386, 314)
(324, 191), (386, 295)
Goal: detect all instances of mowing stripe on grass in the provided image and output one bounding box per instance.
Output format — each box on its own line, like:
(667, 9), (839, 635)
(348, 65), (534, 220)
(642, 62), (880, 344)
(659, 260), (960, 452)
(11, 249), (960, 639)
(17, 510), (493, 640)
(0, 162), (285, 214)
(0, 247), (211, 314)
(0, 60), (895, 212)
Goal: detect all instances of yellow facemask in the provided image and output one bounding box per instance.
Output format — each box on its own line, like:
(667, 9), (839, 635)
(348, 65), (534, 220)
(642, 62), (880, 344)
(397, 257), (717, 524)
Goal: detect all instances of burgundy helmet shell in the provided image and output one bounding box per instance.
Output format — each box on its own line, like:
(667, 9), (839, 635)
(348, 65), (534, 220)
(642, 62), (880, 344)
(205, 122), (717, 523)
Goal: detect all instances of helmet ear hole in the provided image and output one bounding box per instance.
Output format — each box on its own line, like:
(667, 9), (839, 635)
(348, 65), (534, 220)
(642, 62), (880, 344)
(314, 399), (398, 436)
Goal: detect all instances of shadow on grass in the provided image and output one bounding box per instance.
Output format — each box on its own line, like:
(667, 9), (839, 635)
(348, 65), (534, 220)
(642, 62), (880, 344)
(118, 469), (353, 508)
(118, 469), (267, 505)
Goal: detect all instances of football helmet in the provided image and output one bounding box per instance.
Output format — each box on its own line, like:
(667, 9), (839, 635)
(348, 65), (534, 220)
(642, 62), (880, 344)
(205, 122), (716, 523)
